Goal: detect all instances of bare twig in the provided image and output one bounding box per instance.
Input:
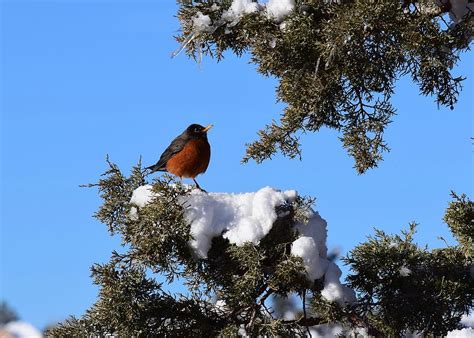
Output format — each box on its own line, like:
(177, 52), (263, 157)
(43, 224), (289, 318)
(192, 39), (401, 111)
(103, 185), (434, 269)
(302, 289), (312, 337)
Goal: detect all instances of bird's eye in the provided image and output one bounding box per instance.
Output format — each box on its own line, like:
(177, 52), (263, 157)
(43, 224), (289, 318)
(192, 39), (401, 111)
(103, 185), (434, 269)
(194, 127), (201, 133)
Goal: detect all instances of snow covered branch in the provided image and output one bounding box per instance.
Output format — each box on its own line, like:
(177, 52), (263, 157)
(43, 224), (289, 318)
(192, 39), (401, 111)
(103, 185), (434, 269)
(48, 160), (473, 337)
(176, 0), (472, 173)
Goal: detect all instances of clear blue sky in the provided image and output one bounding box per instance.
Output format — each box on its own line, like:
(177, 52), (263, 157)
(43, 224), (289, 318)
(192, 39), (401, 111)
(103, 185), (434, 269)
(1, 0), (472, 330)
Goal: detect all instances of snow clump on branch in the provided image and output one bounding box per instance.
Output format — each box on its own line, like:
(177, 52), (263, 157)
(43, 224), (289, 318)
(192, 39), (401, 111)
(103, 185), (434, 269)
(130, 185), (355, 305)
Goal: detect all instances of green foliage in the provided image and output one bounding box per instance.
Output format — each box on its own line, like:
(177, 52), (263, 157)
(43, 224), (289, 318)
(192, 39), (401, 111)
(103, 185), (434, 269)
(444, 191), (474, 254)
(47, 159), (473, 337)
(176, 0), (471, 173)
(345, 222), (473, 337)
(47, 160), (338, 336)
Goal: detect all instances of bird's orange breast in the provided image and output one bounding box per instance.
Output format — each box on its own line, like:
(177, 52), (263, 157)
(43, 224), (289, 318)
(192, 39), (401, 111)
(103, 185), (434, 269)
(166, 138), (211, 178)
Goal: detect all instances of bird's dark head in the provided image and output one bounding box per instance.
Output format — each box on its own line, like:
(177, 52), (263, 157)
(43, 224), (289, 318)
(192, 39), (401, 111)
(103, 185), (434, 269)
(185, 124), (213, 138)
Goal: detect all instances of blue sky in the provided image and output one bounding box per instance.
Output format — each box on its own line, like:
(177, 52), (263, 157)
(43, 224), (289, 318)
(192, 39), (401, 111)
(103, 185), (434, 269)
(1, 0), (472, 330)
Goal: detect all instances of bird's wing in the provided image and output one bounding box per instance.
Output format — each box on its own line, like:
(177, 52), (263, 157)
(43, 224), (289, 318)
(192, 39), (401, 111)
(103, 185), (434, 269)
(146, 135), (188, 172)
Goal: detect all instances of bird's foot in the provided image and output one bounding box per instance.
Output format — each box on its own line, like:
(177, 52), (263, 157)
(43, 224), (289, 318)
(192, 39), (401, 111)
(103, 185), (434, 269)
(196, 186), (207, 193)
(193, 179), (207, 193)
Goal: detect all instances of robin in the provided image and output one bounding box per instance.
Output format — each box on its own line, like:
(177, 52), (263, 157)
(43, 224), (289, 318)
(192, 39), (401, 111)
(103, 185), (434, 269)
(145, 124), (213, 191)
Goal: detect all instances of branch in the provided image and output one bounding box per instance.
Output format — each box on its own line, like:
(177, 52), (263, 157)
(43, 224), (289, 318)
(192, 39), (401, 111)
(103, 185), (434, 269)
(302, 289), (312, 337)
(348, 312), (385, 338)
(259, 288), (274, 305)
(283, 316), (325, 327)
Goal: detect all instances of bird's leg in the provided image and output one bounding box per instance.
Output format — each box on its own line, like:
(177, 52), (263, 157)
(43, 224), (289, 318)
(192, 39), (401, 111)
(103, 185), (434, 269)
(193, 178), (207, 193)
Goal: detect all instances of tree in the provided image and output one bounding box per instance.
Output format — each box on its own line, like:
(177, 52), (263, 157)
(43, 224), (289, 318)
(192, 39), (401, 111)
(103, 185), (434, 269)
(47, 1), (473, 337)
(47, 160), (472, 337)
(175, 0), (472, 173)
(0, 302), (19, 326)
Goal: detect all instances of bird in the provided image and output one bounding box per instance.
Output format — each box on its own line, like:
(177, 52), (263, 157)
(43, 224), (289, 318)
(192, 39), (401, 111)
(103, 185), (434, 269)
(145, 124), (213, 191)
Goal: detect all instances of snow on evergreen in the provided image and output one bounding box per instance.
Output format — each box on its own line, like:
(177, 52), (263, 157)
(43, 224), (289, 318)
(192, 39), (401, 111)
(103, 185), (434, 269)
(320, 261), (357, 305)
(186, 187), (297, 256)
(130, 185), (354, 305)
(192, 12), (213, 33)
(399, 265), (412, 276)
(266, 0), (295, 21)
(461, 313), (474, 328)
(309, 323), (344, 337)
(131, 186), (298, 257)
(188, 0), (296, 35)
(446, 328), (474, 338)
(222, 0), (260, 22)
(2, 321), (42, 338)
(129, 185), (153, 209)
(189, 0), (472, 36)
(291, 236), (327, 281)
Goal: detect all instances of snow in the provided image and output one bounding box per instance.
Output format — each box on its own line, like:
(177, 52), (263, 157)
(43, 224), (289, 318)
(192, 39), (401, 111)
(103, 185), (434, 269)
(3, 321), (42, 338)
(187, 0), (472, 39)
(399, 265), (411, 276)
(130, 185), (154, 208)
(446, 328), (474, 338)
(129, 185), (154, 221)
(222, 0), (260, 23)
(266, 0), (295, 21)
(292, 209), (353, 305)
(130, 185), (297, 258)
(321, 262), (356, 305)
(192, 12), (213, 33)
(309, 323), (344, 337)
(238, 324), (247, 336)
(291, 236), (327, 281)
(199, 0), (294, 32)
(309, 324), (368, 337)
(462, 314), (474, 328)
(283, 309), (297, 321)
(294, 210), (328, 258)
(214, 299), (228, 313)
(130, 185), (354, 305)
(186, 187), (297, 257)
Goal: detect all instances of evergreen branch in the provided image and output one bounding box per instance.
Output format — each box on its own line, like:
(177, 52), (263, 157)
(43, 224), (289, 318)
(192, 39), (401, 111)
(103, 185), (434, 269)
(176, 0), (471, 173)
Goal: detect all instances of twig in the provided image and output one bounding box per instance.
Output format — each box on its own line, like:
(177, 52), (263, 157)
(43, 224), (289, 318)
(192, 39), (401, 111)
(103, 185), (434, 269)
(259, 288), (274, 305)
(247, 307), (257, 331)
(302, 289), (312, 337)
(261, 302), (274, 320)
(282, 317), (324, 326)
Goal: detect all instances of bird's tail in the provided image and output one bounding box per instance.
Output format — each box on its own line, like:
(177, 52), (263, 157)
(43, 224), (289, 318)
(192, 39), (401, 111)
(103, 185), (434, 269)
(142, 163), (164, 176)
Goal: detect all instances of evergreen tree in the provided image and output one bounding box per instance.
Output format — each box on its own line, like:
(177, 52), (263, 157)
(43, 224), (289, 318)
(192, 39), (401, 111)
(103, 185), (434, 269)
(175, 0), (472, 173)
(0, 302), (19, 326)
(47, 160), (472, 336)
(47, 1), (473, 337)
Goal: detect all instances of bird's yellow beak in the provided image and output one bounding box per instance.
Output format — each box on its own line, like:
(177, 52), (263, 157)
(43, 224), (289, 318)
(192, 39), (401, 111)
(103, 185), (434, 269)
(202, 124), (214, 133)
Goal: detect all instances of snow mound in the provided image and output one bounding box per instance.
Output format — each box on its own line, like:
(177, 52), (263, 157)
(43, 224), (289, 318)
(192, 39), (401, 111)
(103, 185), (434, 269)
(291, 236), (327, 281)
(222, 0), (260, 22)
(186, 187), (297, 257)
(131, 186), (297, 257)
(3, 321), (42, 338)
(192, 12), (213, 33)
(266, 0), (295, 22)
(461, 313), (474, 328)
(321, 261), (357, 306)
(130, 185), (353, 305)
(130, 185), (153, 208)
(446, 328), (474, 338)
